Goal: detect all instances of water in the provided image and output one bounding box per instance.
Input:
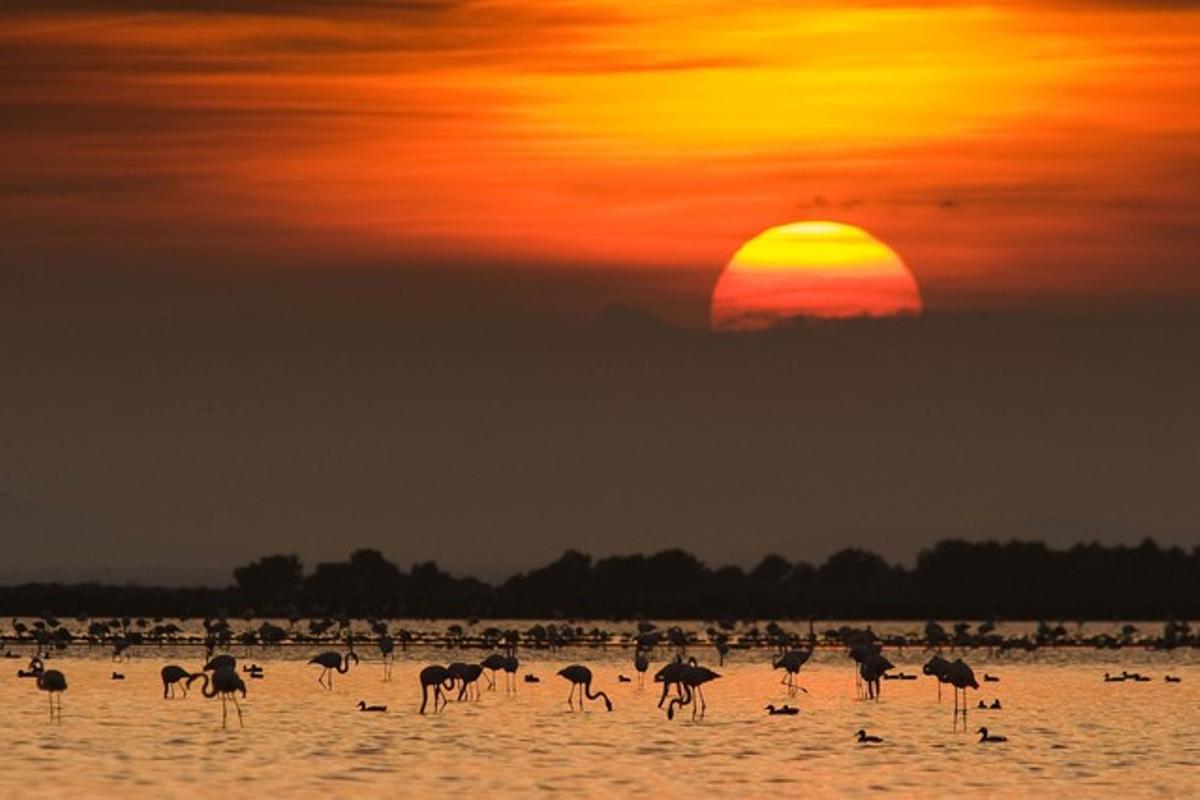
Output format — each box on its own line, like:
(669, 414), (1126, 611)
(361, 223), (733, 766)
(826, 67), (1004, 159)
(2, 625), (1198, 797)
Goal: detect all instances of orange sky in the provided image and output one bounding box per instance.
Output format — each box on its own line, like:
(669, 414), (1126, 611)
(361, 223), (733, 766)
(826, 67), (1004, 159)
(3, 0), (1200, 323)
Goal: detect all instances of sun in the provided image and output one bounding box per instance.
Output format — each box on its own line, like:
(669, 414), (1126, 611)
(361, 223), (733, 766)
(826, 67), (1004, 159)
(710, 221), (923, 331)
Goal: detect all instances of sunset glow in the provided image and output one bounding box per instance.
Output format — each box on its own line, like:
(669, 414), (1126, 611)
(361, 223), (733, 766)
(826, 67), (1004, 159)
(711, 222), (922, 330)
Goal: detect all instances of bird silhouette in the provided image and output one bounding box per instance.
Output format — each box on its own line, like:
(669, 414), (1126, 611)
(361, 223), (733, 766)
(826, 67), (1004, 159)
(17, 655), (44, 679)
(983, 673), (1000, 682)
(764, 704), (799, 716)
(773, 649), (812, 696)
(947, 659), (979, 726)
(667, 662), (720, 720)
(618, 674), (632, 683)
(653, 657), (690, 708)
(977, 726), (1007, 743)
(204, 654), (236, 673)
(501, 655), (519, 694)
(858, 650), (895, 701)
(187, 667), (246, 729)
(378, 635), (395, 682)
(37, 669), (67, 720)
(309, 651), (359, 690)
(161, 665), (195, 698)
(357, 701), (387, 712)
(1165, 675), (1182, 683)
(480, 653), (507, 690)
(855, 729), (883, 744)
(419, 665), (455, 714)
(558, 665), (613, 711)
(634, 650), (649, 688)
(990, 699), (1002, 709)
(449, 662), (484, 701)
(523, 674), (540, 684)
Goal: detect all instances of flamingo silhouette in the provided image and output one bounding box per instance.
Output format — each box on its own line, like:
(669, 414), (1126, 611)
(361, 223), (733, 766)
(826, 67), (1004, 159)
(947, 658), (979, 727)
(187, 667), (246, 729)
(653, 657), (689, 708)
(859, 651), (895, 701)
(480, 653), (506, 690)
(17, 655), (44, 679)
(923, 655), (953, 701)
(161, 664), (195, 699)
(204, 654), (236, 673)
(419, 665), (455, 714)
(378, 635), (395, 682)
(37, 669), (67, 719)
(309, 651), (359, 690)
(501, 655), (519, 694)
(558, 665), (613, 711)
(773, 649), (811, 695)
(634, 650), (649, 688)
(666, 662), (720, 720)
(449, 662), (484, 701)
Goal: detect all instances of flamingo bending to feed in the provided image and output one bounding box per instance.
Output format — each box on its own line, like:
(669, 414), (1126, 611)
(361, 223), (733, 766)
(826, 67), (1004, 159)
(419, 665), (455, 714)
(187, 667), (246, 729)
(558, 665), (613, 711)
(480, 654), (507, 690)
(161, 665), (195, 698)
(653, 657), (689, 708)
(37, 669), (68, 719)
(309, 651), (359, 690)
(667, 662), (720, 720)
(773, 649), (812, 696)
(449, 662), (484, 701)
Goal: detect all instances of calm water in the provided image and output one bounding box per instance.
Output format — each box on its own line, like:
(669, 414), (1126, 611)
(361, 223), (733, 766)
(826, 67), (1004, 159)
(2, 624), (1198, 798)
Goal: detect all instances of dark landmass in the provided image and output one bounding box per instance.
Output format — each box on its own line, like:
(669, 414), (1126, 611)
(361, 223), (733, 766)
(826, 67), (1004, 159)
(0, 538), (1196, 620)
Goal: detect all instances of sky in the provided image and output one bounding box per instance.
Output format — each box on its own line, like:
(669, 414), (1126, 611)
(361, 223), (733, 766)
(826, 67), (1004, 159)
(1, 1), (1198, 584)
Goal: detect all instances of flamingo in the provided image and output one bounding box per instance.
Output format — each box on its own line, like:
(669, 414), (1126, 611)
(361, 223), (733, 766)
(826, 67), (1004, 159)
(855, 729), (883, 744)
(419, 665), (455, 714)
(378, 635), (395, 681)
(309, 651), (359, 690)
(480, 653), (507, 690)
(634, 650), (649, 688)
(204, 654), (236, 673)
(764, 704), (799, 716)
(977, 726), (1007, 743)
(773, 649), (811, 695)
(37, 669), (67, 719)
(947, 658), (979, 727)
(653, 657), (689, 708)
(924, 655), (953, 701)
(666, 662), (720, 720)
(17, 655), (45, 679)
(449, 662), (484, 701)
(859, 651), (895, 701)
(161, 665), (194, 699)
(557, 665), (613, 711)
(187, 667), (246, 729)
(502, 655), (519, 694)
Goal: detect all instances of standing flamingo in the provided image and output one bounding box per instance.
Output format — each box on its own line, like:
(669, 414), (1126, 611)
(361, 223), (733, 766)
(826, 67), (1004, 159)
(419, 665), (455, 714)
(634, 650), (649, 688)
(378, 635), (395, 682)
(161, 664), (195, 699)
(309, 651), (359, 690)
(773, 649), (812, 696)
(187, 667), (246, 729)
(558, 665), (613, 711)
(37, 669), (68, 719)
(947, 658), (979, 727)
(501, 655), (519, 695)
(923, 655), (953, 702)
(204, 654), (237, 673)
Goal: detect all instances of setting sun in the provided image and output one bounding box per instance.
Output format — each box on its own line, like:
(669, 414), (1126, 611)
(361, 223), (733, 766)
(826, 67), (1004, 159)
(710, 221), (923, 330)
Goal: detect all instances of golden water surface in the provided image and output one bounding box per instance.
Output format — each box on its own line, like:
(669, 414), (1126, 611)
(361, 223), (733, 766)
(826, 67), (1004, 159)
(1, 624), (1197, 798)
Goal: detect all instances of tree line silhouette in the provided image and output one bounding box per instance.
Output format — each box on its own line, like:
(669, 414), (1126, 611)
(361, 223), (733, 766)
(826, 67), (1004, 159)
(0, 538), (1196, 619)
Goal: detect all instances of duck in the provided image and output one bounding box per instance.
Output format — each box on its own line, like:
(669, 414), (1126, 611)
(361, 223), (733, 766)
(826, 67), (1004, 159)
(1165, 675), (1182, 683)
(618, 675), (632, 683)
(977, 726), (1007, 743)
(524, 674), (540, 683)
(983, 674), (1000, 682)
(111, 672), (125, 680)
(977, 700), (988, 709)
(357, 701), (387, 712)
(990, 699), (1002, 709)
(855, 729), (883, 744)
(1104, 672), (1125, 682)
(764, 704), (799, 716)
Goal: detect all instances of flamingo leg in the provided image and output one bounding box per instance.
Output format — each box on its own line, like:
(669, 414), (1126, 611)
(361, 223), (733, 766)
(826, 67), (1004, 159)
(221, 695), (228, 729)
(232, 694), (244, 728)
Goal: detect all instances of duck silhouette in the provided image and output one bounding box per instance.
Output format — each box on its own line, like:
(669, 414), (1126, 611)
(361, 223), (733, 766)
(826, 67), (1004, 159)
(977, 726), (1007, 743)
(357, 701), (387, 712)
(764, 704), (799, 716)
(855, 729), (883, 744)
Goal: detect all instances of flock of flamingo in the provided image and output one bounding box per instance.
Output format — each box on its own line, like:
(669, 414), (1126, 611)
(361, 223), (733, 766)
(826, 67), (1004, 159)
(8, 618), (1188, 747)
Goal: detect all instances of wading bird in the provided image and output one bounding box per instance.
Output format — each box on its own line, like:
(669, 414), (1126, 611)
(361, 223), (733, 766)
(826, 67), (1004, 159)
(653, 657), (689, 708)
(502, 655), (519, 694)
(161, 665), (194, 698)
(480, 653), (507, 690)
(634, 650), (649, 688)
(558, 665), (613, 712)
(204, 654), (236, 673)
(37, 669), (68, 719)
(773, 649), (812, 695)
(378, 635), (395, 682)
(667, 662), (720, 720)
(187, 667), (246, 729)
(419, 665), (455, 714)
(450, 662), (484, 701)
(309, 651), (359, 690)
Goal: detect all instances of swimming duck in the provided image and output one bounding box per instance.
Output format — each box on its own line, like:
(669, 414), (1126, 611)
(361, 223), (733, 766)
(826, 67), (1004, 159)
(1165, 675), (1182, 683)
(977, 727), (1007, 743)
(990, 699), (1002, 709)
(357, 701), (387, 712)
(855, 729), (883, 744)
(764, 704), (799, 716)
(983, 674), (1000, 682)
